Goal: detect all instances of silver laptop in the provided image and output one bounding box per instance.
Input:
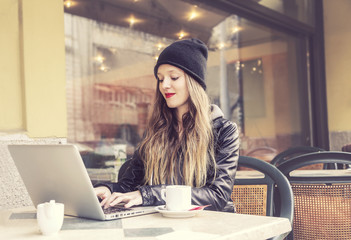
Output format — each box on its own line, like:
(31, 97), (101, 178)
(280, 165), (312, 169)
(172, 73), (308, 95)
(8, 144), (157, 221)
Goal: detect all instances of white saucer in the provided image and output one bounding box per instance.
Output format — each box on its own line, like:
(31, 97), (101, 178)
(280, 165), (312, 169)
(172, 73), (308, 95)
(155, 205), (203, 218)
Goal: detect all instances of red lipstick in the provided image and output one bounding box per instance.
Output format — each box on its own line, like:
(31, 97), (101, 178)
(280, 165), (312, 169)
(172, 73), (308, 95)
(165, 93), (175, 98)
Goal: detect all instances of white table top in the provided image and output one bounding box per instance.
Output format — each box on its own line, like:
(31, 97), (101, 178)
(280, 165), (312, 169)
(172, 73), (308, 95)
(290, 169), (351, 177)
(0, 206), (291, 240)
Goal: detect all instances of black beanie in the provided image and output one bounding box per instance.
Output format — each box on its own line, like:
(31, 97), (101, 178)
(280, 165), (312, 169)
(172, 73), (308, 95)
(154, 38), (208, 90)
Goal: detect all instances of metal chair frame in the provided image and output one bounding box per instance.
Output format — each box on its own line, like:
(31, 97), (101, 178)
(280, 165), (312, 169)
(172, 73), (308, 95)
(270, 146), (325, 167)
(234, 156), (294, 240)
(278, 151), (351, 182)
(277, 151), (351, 240)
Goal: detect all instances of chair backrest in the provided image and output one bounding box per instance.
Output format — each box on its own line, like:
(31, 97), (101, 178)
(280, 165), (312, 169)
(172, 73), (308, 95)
(270, 146), (325, 167)
(342, 143), (351, 152)
(232, 156), (294, 240)
(277, 151), (351, 240)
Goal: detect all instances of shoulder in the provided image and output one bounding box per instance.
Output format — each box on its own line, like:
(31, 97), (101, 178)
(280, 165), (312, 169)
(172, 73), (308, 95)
(210, 104), (239, 151)
(211, 104), (238, 135)
(213, 117), (239, 141)
(211, 113), (240, 162)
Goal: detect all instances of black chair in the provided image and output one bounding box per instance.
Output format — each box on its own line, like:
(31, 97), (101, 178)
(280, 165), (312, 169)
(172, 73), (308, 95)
(232, 156), (294, 240)
(270, 146), (325, 167)
(277, 151), (351, 240)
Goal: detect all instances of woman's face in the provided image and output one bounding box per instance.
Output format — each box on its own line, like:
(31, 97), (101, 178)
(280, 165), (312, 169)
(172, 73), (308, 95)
(157, 64), (190, 114)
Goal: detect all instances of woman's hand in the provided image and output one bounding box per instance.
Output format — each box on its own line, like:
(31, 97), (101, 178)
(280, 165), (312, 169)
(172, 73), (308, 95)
(95, 187), (142, 209)
(94, 186), (112, 207)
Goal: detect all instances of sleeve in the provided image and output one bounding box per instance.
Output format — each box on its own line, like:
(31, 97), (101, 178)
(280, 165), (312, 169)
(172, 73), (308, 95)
(138, 120), (240, 211)
(94, 150), (145, 194)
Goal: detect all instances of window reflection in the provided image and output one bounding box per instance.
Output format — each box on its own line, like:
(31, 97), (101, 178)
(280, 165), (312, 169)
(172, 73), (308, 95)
(249, 0), (315, 26)
(64, 0), (309, 180)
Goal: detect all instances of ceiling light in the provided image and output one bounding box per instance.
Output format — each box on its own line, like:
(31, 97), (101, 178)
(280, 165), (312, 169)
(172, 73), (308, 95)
(64, 0), (73, 8)
(232, 26), (242, 34)
(94, 55), (105, 64)
(126, 15), (141, 27)
(99, 64), (110, 72)
(177, 31), (188, 39)
(217, 42), (229, 50)
(235, 62), (241, 71)
(128, 16), (136, 26)
(109, 48), (117, 54)
(156, 43), (164, 51)
(188, 6), (199, 21)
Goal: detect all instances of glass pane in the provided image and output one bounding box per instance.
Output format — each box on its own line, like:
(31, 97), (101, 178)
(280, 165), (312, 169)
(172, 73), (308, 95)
(252, 0), (315, 26)
(206, 16), (309, 162)
(64, 0), (310, 180)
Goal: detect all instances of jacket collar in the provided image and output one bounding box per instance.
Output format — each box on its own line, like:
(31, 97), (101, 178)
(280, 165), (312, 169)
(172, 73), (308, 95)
(211, 104), (224, 129)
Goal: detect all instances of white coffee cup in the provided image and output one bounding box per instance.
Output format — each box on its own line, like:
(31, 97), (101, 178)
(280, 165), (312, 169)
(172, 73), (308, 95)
(37, 200), (64, 235)
(162, 185), (191, 211)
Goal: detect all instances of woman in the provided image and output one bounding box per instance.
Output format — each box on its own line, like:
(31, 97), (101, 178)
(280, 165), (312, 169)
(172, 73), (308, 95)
(95, 38), (239, 212)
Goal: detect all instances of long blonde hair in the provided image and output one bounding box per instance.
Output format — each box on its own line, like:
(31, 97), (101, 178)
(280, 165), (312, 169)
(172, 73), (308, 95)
(139, 74), (215, 187)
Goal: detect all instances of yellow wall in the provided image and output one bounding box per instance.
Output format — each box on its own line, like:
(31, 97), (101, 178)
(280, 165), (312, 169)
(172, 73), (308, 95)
(0, 0), (23, 131)
(324, 0), (351, 132)
(0, 0), (67, 137)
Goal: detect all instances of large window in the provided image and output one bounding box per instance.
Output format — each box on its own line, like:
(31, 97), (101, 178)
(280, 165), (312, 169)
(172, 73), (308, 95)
(64, 0), (314, 181)
(252, 0), (315, 26)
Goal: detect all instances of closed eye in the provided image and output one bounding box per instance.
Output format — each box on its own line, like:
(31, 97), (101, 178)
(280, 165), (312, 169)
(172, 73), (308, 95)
(171, 77), (179, 81)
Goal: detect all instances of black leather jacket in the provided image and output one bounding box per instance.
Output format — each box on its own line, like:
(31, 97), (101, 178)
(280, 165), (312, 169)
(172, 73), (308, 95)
(102, 105), (239, 212)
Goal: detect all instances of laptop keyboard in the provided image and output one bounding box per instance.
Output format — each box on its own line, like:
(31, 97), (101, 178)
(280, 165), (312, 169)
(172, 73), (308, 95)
(103, 205), (132, 214)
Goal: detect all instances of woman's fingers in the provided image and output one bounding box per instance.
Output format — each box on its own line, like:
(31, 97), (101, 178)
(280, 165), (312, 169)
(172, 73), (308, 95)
(100, 197), (108, 207)
(110, 194), (130, 207)
(94, 187), (105, 197)
(102, 192), (123, 208)
(103, 191), (142, 209)
(120, 191), (142, 208)
(124, 198), (139, 208)
(94, 186), (111, 207)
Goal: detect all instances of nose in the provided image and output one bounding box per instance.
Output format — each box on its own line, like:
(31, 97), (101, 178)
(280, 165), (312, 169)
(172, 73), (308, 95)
(161, 77), (171, 89)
